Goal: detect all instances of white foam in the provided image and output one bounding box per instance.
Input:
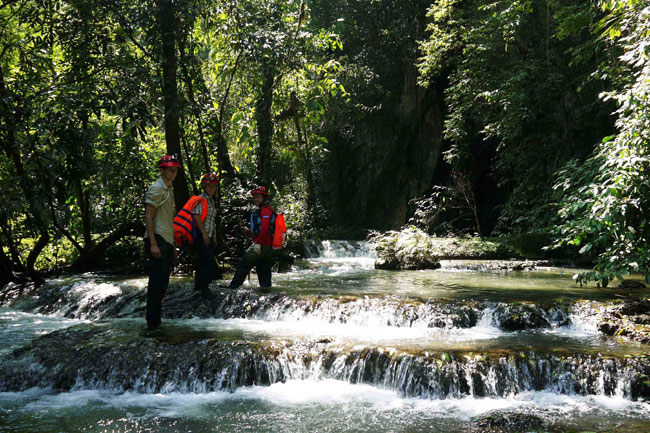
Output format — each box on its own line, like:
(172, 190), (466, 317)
(70, 282), (123, 308)
(0, 309), (86, 355)
(180, 317), (502, 344)
(304, 240), (376, 259)
(233, 379), (396, 405)
(3, 382), (648, 421)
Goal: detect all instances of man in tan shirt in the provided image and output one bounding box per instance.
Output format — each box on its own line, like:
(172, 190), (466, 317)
(144, 154), (179, 330)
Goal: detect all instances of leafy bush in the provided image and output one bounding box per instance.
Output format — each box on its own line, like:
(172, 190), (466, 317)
(554, 2), (650, 285)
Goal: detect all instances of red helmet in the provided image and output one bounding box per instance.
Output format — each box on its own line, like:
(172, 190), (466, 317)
(201, 173), (219, 184)
(158, 154), (181, 168)
(251, 186), (268, 197)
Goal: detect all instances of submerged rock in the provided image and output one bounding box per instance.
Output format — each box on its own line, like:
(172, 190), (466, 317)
(439, 259), (551, 272)
(1, 277), (579, 332)
(473, 410), (546, 433)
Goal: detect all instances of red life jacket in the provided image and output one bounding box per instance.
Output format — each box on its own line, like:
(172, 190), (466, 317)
(173, 195), (208, 246)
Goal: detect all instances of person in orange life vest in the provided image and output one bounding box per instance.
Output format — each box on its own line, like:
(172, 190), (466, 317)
(229, 186), (275, 288)
(144, 154), (180, 331)
(192, 173), (219, 297)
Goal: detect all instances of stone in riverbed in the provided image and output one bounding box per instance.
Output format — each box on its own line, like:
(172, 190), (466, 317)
(472, 410), (546, 433)
(492, 303), (552, 331)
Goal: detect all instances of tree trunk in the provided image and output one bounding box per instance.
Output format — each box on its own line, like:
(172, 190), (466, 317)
(255, 67), (275, 186)
(25, 233), (48, 285)
(180, 123), (198, 195)
(214, 124), (238, 180)
(0, 63), (48, 284)
(159, 0), (189, 211)
(77, 111), (93, 249)
(73, 178), (93, 249)
(72, 221), (143, 270)
(0, 243), (20, 286)
(0, 226), (27, 284)
(293, 115), (316, 215)
(178, 39), (211, 174)
(214, 50), (244, 182)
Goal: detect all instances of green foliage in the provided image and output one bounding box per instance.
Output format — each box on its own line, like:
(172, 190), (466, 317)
(2, 0), (647, 284)
(511, 232), (552, 259)
(0, 0), (181, 273)
(0, 0), (350, 275)
(554, 1), (650, 284)
(418, 0), (613, 234)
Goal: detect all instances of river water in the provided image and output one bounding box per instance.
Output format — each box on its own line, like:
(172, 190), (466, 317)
(0, 240), (649, 432)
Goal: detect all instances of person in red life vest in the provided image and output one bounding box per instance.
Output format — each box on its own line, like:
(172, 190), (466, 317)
(229, 186), (276, 288)
(192, 173), (219, 297)
(144, 154), (180, 331)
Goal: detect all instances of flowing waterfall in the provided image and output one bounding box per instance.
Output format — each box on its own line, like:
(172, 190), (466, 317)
(1, 325), (648, 400)
(303, 240), (376, 259)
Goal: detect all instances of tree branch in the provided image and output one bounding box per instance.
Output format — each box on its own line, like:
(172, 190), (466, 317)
(49, 201), (84, 252)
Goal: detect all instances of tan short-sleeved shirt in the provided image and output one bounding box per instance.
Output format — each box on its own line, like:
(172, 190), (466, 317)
(144, 178), (175, 245)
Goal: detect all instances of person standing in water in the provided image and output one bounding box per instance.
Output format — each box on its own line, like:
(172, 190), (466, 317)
(192, 173), (219, 297)
(144, 154), (179, 330)
(229, 186), (275, 289)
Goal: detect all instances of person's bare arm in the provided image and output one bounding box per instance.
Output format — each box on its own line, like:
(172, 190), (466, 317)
(145, 204), (161, 258)
(194, 215), (210, 246)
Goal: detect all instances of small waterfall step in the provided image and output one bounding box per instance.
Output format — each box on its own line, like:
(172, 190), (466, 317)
(0, 280), (580, 331)
(2, 323), (649, 400)
(4, 278), (650, 343)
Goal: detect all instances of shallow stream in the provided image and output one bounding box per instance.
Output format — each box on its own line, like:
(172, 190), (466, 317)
(1, 240), (649, 432)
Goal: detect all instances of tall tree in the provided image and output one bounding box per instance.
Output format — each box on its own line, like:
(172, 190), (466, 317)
(159, 0), (189, 209)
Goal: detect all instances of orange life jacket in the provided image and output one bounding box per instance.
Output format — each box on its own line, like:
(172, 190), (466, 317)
(272, 214), (287, 249)
(173, 195), (208, 246)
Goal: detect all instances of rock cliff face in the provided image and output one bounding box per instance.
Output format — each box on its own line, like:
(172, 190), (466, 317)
(320, 65), (445, 230)
(306, 0), (445, 230)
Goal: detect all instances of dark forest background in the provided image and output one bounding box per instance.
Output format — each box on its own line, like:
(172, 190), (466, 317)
(1, 0), (648, 285)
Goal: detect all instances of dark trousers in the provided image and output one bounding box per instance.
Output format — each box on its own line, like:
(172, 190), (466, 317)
(145, 234), (173, 327)
(195, 240), (215, 291)
(229, 244), (273, 288)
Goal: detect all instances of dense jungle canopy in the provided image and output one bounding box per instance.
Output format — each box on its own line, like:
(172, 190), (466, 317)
(0, 0), (648, 285)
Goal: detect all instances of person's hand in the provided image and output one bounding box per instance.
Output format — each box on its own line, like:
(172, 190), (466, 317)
(173, 247), (179, 261)
(203, 233), (210, 246)
(150, 244), (161, 259)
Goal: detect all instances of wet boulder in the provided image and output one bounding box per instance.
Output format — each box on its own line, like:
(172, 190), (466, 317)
(374, 255), (401, 270)
(492, 303), (552, 331)
(473, 410), (546, 433)
(372, 228), (441, 270)
(595, 298), (650, 344)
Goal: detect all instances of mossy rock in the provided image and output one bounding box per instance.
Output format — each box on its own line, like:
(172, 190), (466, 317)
(473, 410), (546, 432)
(372, 227), (441, 270)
